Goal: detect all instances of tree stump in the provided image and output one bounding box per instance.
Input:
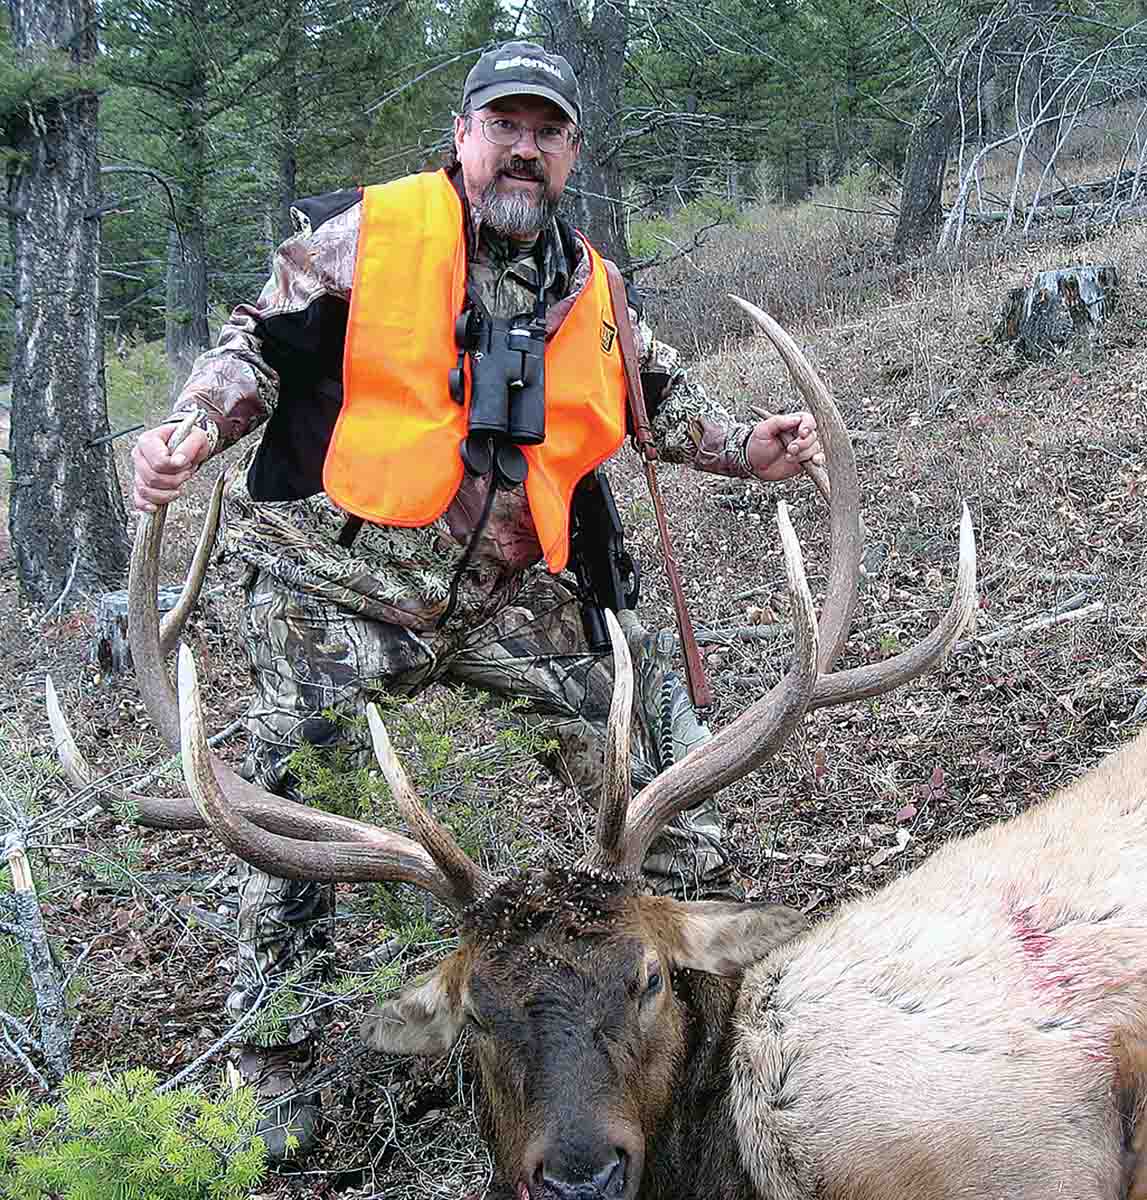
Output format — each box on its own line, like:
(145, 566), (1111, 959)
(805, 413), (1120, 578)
(91, 587), (182, 675)
(996, 264), (1118, 362)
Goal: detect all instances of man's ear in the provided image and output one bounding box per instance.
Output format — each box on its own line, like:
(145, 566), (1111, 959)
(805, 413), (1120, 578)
(663, 901), (807, 977)
(453, 112), (469, 155)
(360, 958), (465, 1057)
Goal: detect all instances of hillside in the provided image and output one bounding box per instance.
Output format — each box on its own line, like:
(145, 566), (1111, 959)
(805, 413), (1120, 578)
(1, 196), (1145, 1196)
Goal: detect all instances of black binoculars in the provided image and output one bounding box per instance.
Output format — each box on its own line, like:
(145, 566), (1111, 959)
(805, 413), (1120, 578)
(450, 308), (546, 487)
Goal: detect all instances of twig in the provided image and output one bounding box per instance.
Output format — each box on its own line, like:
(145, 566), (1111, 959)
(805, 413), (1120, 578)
(956, 600), (1105, 652)
(1052, 590), (1091, 615)
(86, 423), (144, 449)
(61, 938), (100, 993)
(1086, 443), (1136, 464)
(810, 202), (899, 218)
(41, 549), (81, 623)
(0, 1013), (49, 1092)
(694, 624), (791, 646)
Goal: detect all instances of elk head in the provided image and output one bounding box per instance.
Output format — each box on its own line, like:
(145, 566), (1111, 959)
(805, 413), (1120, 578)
(49, 300), (977, 1200)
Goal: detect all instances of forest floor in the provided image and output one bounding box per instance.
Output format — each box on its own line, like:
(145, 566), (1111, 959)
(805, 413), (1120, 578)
(1, 207), (1146, 1198)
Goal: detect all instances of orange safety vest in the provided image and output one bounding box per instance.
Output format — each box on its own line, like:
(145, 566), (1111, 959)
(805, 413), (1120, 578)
(323, 170), (627, 574)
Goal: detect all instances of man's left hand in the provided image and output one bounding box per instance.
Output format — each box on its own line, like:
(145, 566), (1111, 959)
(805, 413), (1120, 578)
(746, 411), (824, 482)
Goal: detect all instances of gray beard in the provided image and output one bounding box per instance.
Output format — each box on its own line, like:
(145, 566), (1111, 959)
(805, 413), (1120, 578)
(477, 179), (560, 240)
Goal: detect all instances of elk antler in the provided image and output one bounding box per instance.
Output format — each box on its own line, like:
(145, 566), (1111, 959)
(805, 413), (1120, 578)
(48, 432), (495, 907)
(47, 483), (391, 838)
(588, 501), (819, 870)
(177, 644), (491, 907)
(584, 298), (979, 872)
(728, 297), (865, 675)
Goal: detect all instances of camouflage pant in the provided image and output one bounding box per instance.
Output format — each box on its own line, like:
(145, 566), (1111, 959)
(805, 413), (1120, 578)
(227, 569), (730, 1043)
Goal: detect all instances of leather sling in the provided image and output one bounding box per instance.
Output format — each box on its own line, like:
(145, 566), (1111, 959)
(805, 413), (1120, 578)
(603, 259), (713, 711)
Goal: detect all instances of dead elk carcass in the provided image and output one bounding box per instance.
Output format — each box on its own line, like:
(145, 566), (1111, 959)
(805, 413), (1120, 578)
(50, 303), (1147, 1200)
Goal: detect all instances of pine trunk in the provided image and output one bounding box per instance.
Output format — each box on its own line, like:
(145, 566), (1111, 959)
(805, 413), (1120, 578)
(165, 215), (209, 399)
(893, 5), (1019, 256)
(7, 0), (129, 607)
(165, 67), (210, 399)
(540, 0), (630, 267)
(893, 74), (960, 255)
(275, 0), (300, 244)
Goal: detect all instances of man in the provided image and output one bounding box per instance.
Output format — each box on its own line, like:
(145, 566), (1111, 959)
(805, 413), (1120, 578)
(132, 42), (823, 1160)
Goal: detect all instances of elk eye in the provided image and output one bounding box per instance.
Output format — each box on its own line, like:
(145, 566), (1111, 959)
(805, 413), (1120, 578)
(643, 970), (663, 1001)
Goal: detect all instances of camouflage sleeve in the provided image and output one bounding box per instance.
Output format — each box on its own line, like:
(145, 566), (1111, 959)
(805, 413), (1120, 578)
(634, 316), (756, 478)
(169, 203), (359, 456)
(169, 278), (285, 456)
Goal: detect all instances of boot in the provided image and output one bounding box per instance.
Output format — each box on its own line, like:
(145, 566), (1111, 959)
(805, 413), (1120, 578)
(622, 614), (739, 901)
(230, 1040), (321, 1162)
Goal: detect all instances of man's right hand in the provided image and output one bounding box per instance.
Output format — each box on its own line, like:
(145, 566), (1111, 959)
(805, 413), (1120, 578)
(132, 422), (212, 512)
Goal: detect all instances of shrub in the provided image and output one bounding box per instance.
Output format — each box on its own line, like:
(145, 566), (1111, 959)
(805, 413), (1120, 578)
(104, 335), (172, 430)
(0, 1068), (265, 1200)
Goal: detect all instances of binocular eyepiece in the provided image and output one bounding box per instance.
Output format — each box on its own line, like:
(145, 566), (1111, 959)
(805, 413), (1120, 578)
(451, 307), (546, 487)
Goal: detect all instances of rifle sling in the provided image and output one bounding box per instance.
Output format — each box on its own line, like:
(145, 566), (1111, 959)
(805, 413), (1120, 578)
(603, 259), (713, 711)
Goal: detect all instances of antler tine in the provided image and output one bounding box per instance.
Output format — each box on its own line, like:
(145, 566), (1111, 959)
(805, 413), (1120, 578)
(46, 674), (92, 791)
(366, 706), (496, 906)
(125, 473), (410, 839)
(47, 672), (197, 828)
(587, 299), (857, 869)
(809, 503), (977, 711)
(728, 294), (862, 674)
(48, 668), (428, 836)
(159, 474), (224, 657)
(42, 447), (434, 843)
(178, 645), (467, 909)
(578, 609), (634, 868)
(616, 502), (819, 869)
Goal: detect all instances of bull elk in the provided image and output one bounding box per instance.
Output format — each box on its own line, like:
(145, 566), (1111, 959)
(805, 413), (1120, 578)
(51, 302), (1146, 1200)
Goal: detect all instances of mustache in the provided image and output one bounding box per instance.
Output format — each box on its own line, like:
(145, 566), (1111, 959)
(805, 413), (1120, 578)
(500, 156), (546, 181)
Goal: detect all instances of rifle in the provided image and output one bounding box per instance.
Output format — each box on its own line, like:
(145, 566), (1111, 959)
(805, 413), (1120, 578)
(569, 469), (640, 653)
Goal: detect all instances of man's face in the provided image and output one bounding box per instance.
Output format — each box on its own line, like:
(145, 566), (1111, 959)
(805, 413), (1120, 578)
(454, 96), (580, 243)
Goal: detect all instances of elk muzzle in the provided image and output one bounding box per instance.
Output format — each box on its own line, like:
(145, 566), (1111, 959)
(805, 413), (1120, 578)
(521, 1120), (643, 1200)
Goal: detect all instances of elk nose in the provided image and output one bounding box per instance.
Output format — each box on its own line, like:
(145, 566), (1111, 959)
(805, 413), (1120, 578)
(538, 1147), (628, 1198)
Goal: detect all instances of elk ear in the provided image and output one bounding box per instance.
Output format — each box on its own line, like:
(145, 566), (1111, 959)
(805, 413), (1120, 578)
(360, 960), (465, 1057)
(669, 901), (807, 977)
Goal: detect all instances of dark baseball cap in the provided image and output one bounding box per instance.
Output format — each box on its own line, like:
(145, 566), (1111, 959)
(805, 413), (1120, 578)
(462, 41), (581, 125)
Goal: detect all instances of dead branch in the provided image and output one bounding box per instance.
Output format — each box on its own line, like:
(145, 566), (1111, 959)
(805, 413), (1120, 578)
(956, 599), (1105, 653)
(1, 832), (73, 1088)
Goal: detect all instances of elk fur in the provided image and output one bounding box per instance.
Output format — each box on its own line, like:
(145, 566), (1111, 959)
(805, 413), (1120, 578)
(730, 723), (1147, 1200)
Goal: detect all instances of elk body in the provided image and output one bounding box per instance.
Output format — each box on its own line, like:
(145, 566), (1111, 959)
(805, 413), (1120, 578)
(49, 300), (1147, 1200)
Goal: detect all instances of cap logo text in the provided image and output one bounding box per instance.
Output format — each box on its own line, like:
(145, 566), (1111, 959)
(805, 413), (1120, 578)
(495, 55), (563, 80)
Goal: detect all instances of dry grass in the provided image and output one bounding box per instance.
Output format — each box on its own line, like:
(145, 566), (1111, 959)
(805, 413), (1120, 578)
(619, 200), (1147, 915)
(642, 104), (1145, 356)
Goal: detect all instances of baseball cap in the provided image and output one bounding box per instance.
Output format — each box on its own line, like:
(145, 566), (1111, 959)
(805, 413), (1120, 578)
(462, 41), (581, 125)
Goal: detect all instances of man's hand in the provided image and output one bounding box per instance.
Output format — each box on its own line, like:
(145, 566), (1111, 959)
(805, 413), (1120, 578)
(132, 423), (212, 512)
(746, 411), (824, 482)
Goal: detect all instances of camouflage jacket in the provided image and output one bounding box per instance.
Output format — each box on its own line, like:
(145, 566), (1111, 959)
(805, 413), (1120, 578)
(171, 168), (758, 632)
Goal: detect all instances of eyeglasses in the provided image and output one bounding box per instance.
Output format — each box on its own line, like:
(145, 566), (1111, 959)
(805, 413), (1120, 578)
(476, 115), (577, 155)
